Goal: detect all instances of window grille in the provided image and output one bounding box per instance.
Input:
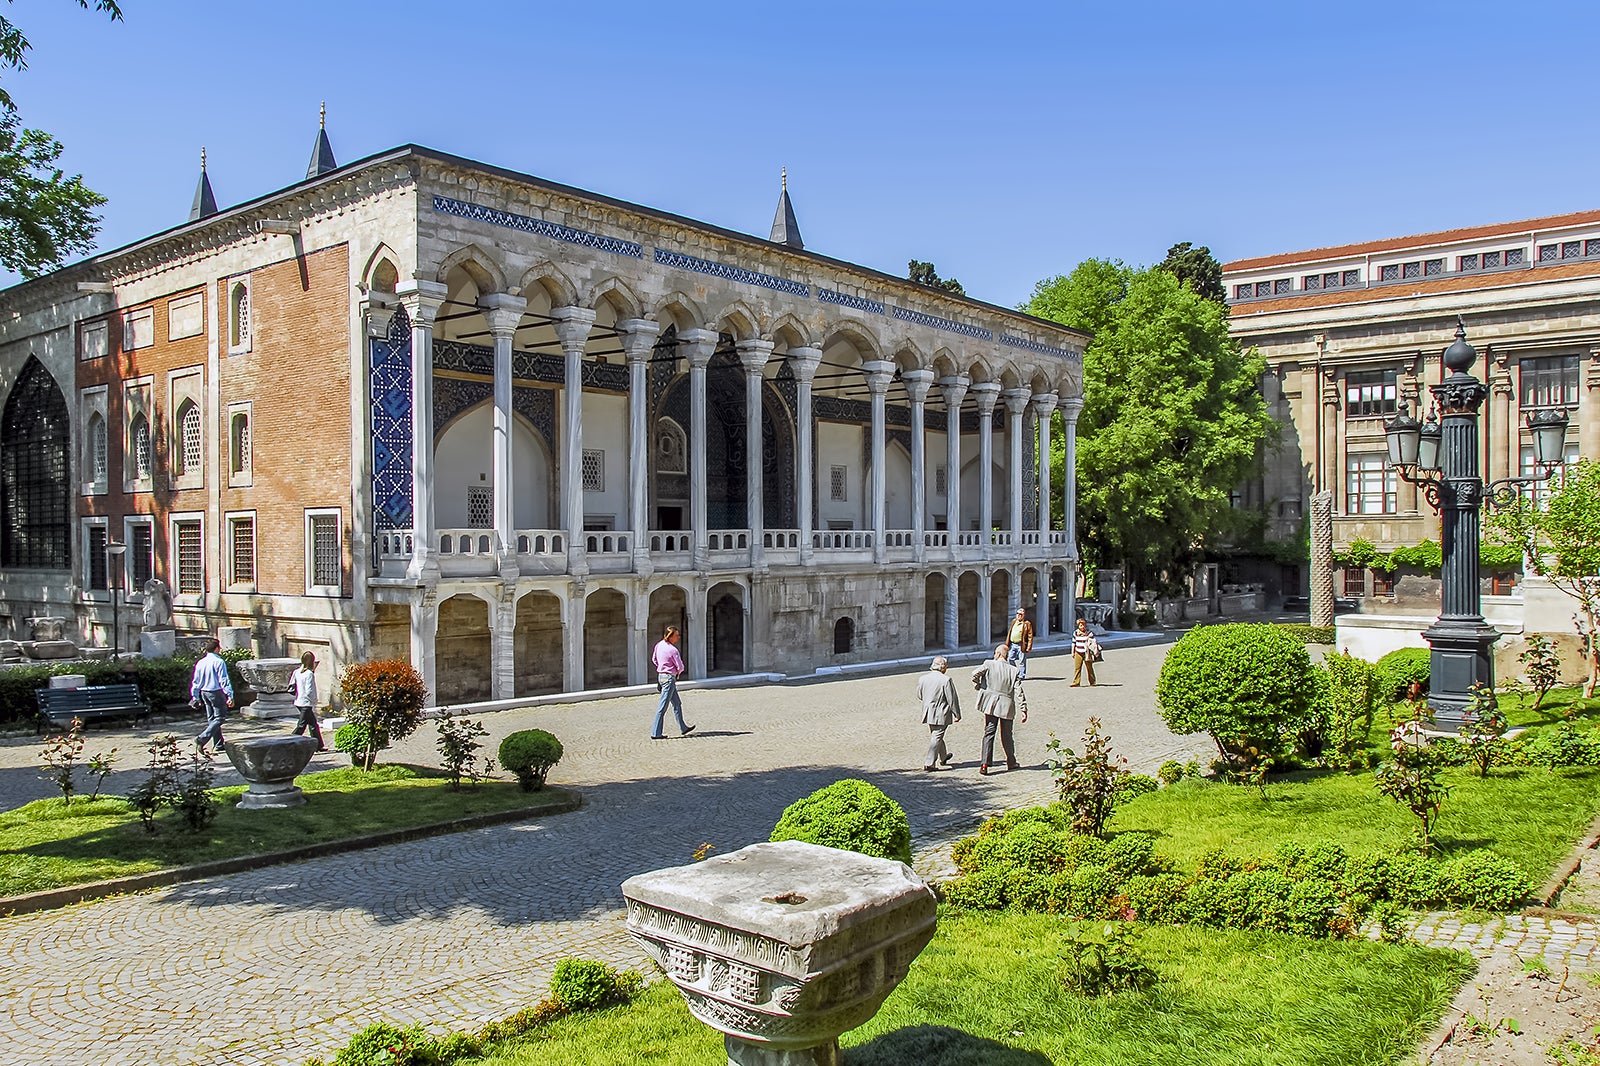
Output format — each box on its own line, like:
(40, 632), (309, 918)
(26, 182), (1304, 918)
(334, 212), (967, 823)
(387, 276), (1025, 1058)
(1303, 274), (1321, 291)
(1424, 258), (1443, 276)
(1563, 241), (1582, 259)
(1483, 251), (1502, 268)
(230, 517), (255, 585)
(230, 282), (251, 349)
(935, 464), (947, 496)
(582, 449), (605, 492)
(175, 520), (203, 594)
(88, 414), (107, 483)
(178, 402), (202, 476)
(1234, 284), (1251, 299)
(1505, 249), (1524, 266)
(1, 358), (71, 568)
(1459, 254), (1479, 271)
(1402, 261), (1420, 279)
(86, 525), (107, 590)
(1342, 567), (1366, 597)
(1381, 264), (1400, 281)
(131, 416), (152, 479)
(1520, 355), (1580, 409)
(1345, 369), (1398, 418)
(130, 523), (153, 588)
(1540, 244), (1559, 262)
(310, 514), (340, 588)
(1371, 569), (1395, 596)
(1586, 240), (1600, 257)
(1345, 453), (1397, 515)
(466, 486), (491, 528)
(1342, 270), (1360, 286)
(230, 412), (250, 475)
(1273, 278), (1291, 294)
(830, 465), (847, 502)
(1254, 281), (1272, 297)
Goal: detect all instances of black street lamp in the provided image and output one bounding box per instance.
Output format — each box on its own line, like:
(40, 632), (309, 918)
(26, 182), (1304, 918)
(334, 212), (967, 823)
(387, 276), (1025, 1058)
(107, 540), (128, 658)
(1384, 319), (1569, 730)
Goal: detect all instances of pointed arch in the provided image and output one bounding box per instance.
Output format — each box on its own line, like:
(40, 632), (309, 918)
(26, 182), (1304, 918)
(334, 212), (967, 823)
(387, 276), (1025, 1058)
(891, 340), (929, 373)
(710, 298), (762, 341)
(361, 243), (403, 294)
(0, 357), (70, 568)
(819, 321), (883, 363)
(434, 244), (508, 295)
(766, 312), (813, 351)
(653, 291), (706, 333)
(931, 348), (962, 379)
(518, 260), (580, 308)
(586, 276), (643, 319)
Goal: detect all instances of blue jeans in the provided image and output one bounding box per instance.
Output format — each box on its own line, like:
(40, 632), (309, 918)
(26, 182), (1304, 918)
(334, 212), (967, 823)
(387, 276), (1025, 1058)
(195, 690), (228, 750)
(653, 675), (688, 738)
(1007, 643), (1027, 679)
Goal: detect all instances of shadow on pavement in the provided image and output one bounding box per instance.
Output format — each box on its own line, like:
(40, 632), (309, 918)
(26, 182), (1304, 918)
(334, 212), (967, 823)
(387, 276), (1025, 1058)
(846, 1025), (1051, 1065)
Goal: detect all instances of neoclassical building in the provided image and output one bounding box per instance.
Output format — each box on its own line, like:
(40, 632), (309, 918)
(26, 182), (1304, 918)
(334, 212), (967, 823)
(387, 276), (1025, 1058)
(0, 130), (1086, 703)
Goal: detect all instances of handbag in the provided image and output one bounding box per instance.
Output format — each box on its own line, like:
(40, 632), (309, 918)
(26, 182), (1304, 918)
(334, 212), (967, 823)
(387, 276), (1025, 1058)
(1090, 641), (1104, 663)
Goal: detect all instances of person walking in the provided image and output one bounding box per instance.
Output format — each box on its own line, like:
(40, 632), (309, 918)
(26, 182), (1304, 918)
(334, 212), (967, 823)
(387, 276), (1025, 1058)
(190, 638), (235, 757)
(290, 651), (325, 750)
(1006, 607), (1035, 679)
(1071, 617), (1100, 686)
(650, 625), (697, 740)
(971, 643), (1028, 775)
(915, 655), (961, 771)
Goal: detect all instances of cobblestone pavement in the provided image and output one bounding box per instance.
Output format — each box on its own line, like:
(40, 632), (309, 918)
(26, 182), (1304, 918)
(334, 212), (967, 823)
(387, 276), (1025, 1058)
(1406, 913), (1600, 969)
(0, 638), (1210, 1066)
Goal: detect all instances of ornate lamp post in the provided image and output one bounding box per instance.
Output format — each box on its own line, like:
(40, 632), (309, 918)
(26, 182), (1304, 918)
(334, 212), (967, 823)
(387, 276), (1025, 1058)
(1384, 319), (1569, 730)
(107, 540), (128, 658)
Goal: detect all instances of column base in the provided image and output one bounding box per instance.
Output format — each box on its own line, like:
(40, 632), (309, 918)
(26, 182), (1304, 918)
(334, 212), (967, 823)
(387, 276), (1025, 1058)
(1422, 617), (1499, 732)
(726, 1036), (838, 1066)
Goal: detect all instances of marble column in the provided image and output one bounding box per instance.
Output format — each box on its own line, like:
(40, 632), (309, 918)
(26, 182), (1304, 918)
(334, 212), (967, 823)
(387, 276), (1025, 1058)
(1032, 393), (1057, 540)
(618, 319), (661, 575)
(686, 579), (708, 679)
(1490, 360), (1514, 485)
(903, 370), (934, 562)
(940, 375), (969, 539)
(976, 568), (992, 649)
(398, 280), (447, 582)
(1003, 388), (1030, 545)
(1036, 566), (1051, 642)
(943, 567), (959, 649)
(1583, 348), (1600, 460)
(679, 329), (720, 569)
(566, 584), (586, 693)
(1058, 396), (1084, 564)
(409, 588), (439, 706)
(552, 307), (597, 576)
(970, 383), (1001, 556)
(627, 584), (649, 687)
(491, 589), (516, 701)
(737, 339), (775, 570)
(481, 294), (527, 580)
(864, 361), (895, 563)
(791, 348), (823, 564)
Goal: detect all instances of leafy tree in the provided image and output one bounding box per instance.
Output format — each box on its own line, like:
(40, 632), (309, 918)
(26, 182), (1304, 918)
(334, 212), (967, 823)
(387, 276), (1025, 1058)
(907, 259), (965, 297)
(1157, 241), (1225, 303)
(1488, 460), (1600, 697)
(1027, 260), (1272, 594)
(0, 1), (120, 278)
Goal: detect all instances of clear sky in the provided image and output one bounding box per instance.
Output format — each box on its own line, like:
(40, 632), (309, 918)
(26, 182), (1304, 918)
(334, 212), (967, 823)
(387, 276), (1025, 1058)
(13, 0), (1600, 308)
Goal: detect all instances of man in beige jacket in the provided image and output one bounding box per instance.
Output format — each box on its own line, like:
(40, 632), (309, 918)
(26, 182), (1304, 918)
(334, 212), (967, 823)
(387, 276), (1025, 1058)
(971, 644), (1028, 775)
(915, 656), (961, 771)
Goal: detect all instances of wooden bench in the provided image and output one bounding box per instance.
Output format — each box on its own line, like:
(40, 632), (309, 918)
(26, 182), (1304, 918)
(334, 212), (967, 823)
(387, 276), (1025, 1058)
(36, 683), (149, 732)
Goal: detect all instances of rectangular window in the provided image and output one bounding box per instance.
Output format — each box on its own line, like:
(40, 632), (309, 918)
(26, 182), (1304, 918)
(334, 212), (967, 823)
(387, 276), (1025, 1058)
(1505, 248), (1525, 266)
(1324, 271), (1343, 289)
(934, 464), (947, 496)
(174, 519), (203, 595)
(830, 465), (848, 501)
(466, 485), (491, 528)
(1587, 239), (1600, 257)
(1459, 254), (1479, 271)
(1342, 269), (1361, 286)
(1563, 240), (1582, 259)
(1371, 569), (1395, 596)
(1345, 453), (1397, 514)
(1520, 355), (1580, 408)
(1539, 243), (1559, 262)
(1380, 264), (1400, 281)
(1345, 369), (1398, 418)
(1490, 572), (1518, 595)
(1424, 258), (1443, 276)
(128, 520), (153, 590)
(168, 293), (204, 340)
(306, 511), (342, 594)
(1234, 283), (1252, 299)
(1274, 278), (1292, 294)
(1255, 281), (1272, 297)
(1303, 274), (1321, 291)
(1520, 442), (1581, 507)
(228, 515), (255, 586)
(85, 524), (108, 591)
(582, 448), (605, 492)
(1483, 250), (1502, 268)
(1341, 567), (1366, 597)
(79, 319), (109, 361)
(121, 307), (154, 351)
(1402, 261), (1420, 279)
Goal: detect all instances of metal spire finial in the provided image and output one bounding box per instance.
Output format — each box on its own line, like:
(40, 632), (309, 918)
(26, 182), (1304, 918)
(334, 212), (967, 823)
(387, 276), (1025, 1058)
(781, 166), (786, 191)
(320, 101), (326, 129)
(201, 146), (207, 171)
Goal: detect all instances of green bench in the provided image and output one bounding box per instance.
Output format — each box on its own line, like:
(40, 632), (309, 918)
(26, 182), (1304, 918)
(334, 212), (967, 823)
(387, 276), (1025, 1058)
(36, 683), (149, 732)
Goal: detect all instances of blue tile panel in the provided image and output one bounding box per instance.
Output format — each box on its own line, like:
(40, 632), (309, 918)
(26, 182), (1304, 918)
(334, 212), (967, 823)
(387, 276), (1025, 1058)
(1002, 333), (1080, 361)
(433, 195), (644, 259)
(890, 305), (994, 342)
(370, 305), (414, 531)
(816, 288), (887, 315)
(652, 248), (811, 298)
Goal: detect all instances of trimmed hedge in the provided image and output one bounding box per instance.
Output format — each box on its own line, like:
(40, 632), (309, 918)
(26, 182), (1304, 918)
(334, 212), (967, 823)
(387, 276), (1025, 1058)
(1376, 648), (1431, 701)
(499, 729), (564, 791)
(0, 650), (250, 727)
(770, 779), (913, 865)
(1276, 624), (1337, 646)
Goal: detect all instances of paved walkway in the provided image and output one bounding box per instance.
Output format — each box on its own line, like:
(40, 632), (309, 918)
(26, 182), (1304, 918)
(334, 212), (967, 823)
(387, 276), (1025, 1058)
(0, 639), (1209, 1066)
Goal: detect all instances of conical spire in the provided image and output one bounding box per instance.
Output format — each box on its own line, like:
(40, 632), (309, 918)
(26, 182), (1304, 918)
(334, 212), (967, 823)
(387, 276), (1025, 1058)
(190, 147), (217, 221)
(306, 101), (337, 178)
(769, 167), (802, 250)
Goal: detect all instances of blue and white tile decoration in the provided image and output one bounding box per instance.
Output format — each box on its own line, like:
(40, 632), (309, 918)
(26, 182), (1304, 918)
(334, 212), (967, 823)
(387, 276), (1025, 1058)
(433, 195), (644, 259)
(817, 288), (887, 315)
(1002, 334), (1080, 361)
(891, 306), (994, 342)
(652, 248), (811, 298)
(370, 305), (414, 530)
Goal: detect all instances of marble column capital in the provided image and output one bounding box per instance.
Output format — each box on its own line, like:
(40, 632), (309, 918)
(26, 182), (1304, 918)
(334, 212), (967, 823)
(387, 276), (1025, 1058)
(479, 293), (527, 337)
(396, 279), (448, 328)
(679, 328), (720, 368)
(862, 359), (896, 394)
(616, 317), (662, 357)
(939, 374), (970, 406)
(902, 369), (936, 404)
(1001, 387), (1031, 416)
(736, 338), (776, 374)
(970, 381), (1001, 415)
(787, 346), (823, 383)
(1029, 392), (1058, 418)
(551, 305), (597, 352)
(1057, 394), (1084, 423)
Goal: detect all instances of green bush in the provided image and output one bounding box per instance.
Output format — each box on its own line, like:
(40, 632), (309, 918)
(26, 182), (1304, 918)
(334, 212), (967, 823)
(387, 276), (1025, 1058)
(1155, 623), (1319, 766)
(1276, 624), (1337, 645)
(498, 729), (564, 791)
(1437, 851), (1530, 912)
(1113, 774), (1159, 805)
(770, 779), (912, 864)
(548, 958), (643, 1012)
(1376, 648), (1431, 701)
(1312, 652), (1381, 770)
(333, 723), (388, 767)
(332, 1022), (433, 1066)
(1504, 724), (1600, 768)
(1058, 920), (1157, 995)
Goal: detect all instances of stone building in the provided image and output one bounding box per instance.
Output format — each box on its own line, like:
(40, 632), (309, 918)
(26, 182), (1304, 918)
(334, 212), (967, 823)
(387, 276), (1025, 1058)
(0, 126), (1086, 703)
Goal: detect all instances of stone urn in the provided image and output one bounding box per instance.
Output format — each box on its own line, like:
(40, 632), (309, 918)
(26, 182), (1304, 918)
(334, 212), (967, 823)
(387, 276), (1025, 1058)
(623, 840), (937, 1066)
(238, 657), (301, 719)
(226, 736), (317, 809)
(26, 616), (65, 641)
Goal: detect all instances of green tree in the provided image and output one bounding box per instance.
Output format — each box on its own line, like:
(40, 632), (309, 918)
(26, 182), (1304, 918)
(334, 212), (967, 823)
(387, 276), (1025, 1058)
(1157, 241), (1225, 303)
(907, 259), (965, 297)
(1026, 260), (1271, 594)
(1488, 459), (1600, 697)
(0, 1), (120, 278)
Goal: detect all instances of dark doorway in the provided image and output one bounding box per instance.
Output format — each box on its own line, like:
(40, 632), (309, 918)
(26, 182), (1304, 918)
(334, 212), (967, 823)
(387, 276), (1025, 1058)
(1, 357), (70, 569)
(833, 617), (855, 654)
(708, 585), (744, 674)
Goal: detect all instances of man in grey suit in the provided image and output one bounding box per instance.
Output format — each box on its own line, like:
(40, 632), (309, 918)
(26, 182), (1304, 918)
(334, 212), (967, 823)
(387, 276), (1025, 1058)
(916, 656), (961, 771)
(971, 644), (1028, 775)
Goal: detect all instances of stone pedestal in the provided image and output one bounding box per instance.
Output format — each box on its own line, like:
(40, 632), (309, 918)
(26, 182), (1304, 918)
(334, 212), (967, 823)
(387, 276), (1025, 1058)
(226, 736), (317, 809)
(140, 629), (176, 659)
(48, 674), (86, 689)
(23, 640), (78, 660)
(217, 626), (254, 653)
(239, 658), (300, 719)
(623, 840), (937, 1066)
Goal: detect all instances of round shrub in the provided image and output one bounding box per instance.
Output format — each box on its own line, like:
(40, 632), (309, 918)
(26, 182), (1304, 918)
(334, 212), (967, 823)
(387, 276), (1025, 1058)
(1437, 851), (1530, 911)
(548, 958), (642, 1012)
(332, 723), (389, 767)
(769, 778), (912, 865)
(339, 659), (427, 769)
(498, 729), (564, 791)
(1377, 647), (1431, 701)
(1155, 623), (1319, 762)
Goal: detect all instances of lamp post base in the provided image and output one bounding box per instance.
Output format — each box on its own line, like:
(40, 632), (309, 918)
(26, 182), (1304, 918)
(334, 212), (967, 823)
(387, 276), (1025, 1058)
(1422, 617), (1499, 732)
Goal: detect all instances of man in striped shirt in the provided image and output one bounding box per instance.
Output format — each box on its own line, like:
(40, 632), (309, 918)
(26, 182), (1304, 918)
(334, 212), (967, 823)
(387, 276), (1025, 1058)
(191, 638), (235, 757)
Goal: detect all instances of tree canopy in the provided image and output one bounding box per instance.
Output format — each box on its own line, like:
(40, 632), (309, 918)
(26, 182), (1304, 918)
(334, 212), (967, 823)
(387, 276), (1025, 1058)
(1026, 260), (1271, 595)
(1157, 241), (1225, 303)
(0, 1), (120, 278)
(908, 259), (965, 297)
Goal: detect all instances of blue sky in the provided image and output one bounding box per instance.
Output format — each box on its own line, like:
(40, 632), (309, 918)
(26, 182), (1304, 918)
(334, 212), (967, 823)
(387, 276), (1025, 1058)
(14, 1), (1600, 307)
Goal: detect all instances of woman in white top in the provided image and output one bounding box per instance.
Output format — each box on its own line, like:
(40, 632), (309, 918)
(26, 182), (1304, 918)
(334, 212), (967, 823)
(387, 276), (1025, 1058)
(290, 651), (325, 750)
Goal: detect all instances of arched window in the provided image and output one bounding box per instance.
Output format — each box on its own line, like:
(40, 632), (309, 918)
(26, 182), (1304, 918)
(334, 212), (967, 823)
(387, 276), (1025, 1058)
(1, 358), (70, 568)
(129, 414), (152, 480)
(229, 411), (250, 475)
(656, 418), (687, 475)
(175, 400), (202, 477)
(370, 259), (399, 295)
(229, 281), (251, 350)
(833, 616), (855, 655)
(87, 413), (108, 484)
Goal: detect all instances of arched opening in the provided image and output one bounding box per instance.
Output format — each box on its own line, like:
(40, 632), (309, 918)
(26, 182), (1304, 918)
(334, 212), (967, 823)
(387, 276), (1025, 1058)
(1050, 566), (1066, 631)
(514, 591), (563, 696)
(230, 411), (250, 476)
(1, 358), (70, 568)
(370, 259), (399, 295)
(957, 570), (980, 646)
(436, 595), (491, 705)
(174, 399), (201, 478)
(229, 281), (250, 349)
(129, 414), (152, 480)
(434, 404), (554, 529)
(707, 581), (745, 675)
(833, 616), (855, 655)
(990, 570), (1012, 642)
(86, 412), (107, 484)
(924, 573), (946, 650)
(648, 585), (689, 667)
(583, 588), (629, 689)
(881, 439), (914, 530)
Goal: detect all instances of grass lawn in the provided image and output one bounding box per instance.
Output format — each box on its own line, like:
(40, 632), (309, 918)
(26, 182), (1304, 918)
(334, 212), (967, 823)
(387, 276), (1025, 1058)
(470, 911), (1472, 1066)
(0, 765), (573, 898)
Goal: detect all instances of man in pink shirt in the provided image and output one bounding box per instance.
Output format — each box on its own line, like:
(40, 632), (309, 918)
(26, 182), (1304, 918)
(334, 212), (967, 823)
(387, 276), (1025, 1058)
(650, 625), (696, 739)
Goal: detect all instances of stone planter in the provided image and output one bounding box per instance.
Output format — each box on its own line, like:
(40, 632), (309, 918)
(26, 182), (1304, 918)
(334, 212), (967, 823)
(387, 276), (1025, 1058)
(239, 658), (300, 719)
(225, 736), (317, 809)
(623, 840), (937, 1066)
